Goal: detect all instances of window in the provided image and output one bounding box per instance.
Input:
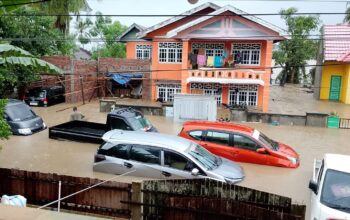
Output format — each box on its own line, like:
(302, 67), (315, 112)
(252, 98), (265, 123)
(229, 85), (258, 106)
(206, 131), (230, 146)
(158, 42), (182, 63)
(129, 145), (160, 164)
(136, 45), (152, 60)
(164, 151), (196, 171)
(188, 130), (204, 141)
(232, 43), (261, 65)
(98, 143), (129, 160)
(233, 134), (258, 151)
(192, 43), (224, 57)
(157, 84), (181, 102)
(109, 117), (130, 130)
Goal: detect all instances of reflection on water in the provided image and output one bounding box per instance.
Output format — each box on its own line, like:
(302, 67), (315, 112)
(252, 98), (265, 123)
(1, 100), (350, 218)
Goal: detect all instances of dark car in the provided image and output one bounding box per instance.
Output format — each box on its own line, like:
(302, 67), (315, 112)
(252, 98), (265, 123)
(5, 99), (46, 135)
(24, 86), (65, 107)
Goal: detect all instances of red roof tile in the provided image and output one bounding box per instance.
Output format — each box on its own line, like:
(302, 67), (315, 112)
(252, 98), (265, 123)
(324, 25), (350, 62)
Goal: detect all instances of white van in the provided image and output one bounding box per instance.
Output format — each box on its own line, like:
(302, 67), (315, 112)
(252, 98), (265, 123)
(309, 154), (350, 220)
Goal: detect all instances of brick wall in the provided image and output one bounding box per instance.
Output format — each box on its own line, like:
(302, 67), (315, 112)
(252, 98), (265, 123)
(34, 56), (152, 103)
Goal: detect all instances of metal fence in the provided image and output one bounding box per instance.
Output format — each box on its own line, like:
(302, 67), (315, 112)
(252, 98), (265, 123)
(339, 118), (350, 129)
(0, 168), (131, 218)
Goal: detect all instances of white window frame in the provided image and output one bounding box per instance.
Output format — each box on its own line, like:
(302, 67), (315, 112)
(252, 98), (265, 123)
(190, 83), (222, 105)
(192, 43), (225, 57)
(158, 42), (183, 63)
(136, 44), (152, 60)
(232, 43), (261, 66)
(228, 85), (258, 106)
(157, 84), (181, 102)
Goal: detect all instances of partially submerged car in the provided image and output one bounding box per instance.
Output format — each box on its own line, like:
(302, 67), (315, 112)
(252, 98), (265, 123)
(5, 99), (46, 135)
(93, 130), (244, 184)
(179, 121), (300, 168)
(309, 154), (350, 219)
(23, 86), (65, 107)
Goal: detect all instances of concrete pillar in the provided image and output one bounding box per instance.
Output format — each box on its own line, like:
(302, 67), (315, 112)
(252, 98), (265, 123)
(181, 39), (190, 94)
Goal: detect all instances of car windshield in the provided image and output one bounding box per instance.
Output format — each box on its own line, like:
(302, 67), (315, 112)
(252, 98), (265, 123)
(321, 169), (350, 213)
(6, 104), (36, 121)
(128, 115), (153, 131)
(254, 130), (279, 151)
(187, 143), (221, 170)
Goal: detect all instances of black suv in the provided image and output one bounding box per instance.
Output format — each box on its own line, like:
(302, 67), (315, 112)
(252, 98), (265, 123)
(24, 86), (65, 107)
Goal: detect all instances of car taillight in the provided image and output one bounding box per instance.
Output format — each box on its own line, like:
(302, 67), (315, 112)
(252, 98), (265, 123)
(22, 95), (26, 101)
(94, 154), (106, 163)
(43, 97), (48, 104)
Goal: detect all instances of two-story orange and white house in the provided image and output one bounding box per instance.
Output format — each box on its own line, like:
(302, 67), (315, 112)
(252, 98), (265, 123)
(117, 3), (285, 112)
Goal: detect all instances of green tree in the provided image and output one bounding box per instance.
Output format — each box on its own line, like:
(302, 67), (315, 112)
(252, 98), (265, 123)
(0, 99), (11, 141)
(38, 0), (92, 34)
(0, 44), (62, 97)
(90, 12), (127, 59)
(75, 18), (93, 48)
(345, 3), (350, 22)
(273, 8), (319, 85)
(0, 7), (76, 56)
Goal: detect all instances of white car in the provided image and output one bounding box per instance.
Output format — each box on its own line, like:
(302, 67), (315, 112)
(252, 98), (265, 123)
(309, 154), (350, 220)
(93, 129), (244, 184)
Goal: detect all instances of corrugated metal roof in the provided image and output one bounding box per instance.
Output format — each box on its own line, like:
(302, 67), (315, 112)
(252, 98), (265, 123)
(324, 25), (350, 62)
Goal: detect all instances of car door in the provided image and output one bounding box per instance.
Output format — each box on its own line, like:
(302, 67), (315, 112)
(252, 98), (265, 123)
(161, 150), (205, 179)
(128, 144), (162, 179)
(201, 130), (235, 162)
(94, 143), (132, 175)
(232, 133), (267, 165)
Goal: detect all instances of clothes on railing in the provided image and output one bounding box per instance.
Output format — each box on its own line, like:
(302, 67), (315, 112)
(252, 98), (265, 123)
(207, 56), (214, 67)
(197, 55), (206, 67)
(214, 56), (224, 67)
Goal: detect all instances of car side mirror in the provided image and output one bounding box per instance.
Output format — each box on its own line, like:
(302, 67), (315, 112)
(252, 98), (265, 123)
(256, 148), (267, 154)
(309, 180), (318, 194)
(191, 168), (199, 176)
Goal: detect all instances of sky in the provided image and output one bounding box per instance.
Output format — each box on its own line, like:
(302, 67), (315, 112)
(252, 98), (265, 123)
(86, 0), (348, 30)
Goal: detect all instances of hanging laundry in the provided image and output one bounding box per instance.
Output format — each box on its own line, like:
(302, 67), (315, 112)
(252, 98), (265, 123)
(197, 55), (206, 66)
(207, 56), (214, 67)
(235, 51), (242, 64)
(214, 56), (223, 67)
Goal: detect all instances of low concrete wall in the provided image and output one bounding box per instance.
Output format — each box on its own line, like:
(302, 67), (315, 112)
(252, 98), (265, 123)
(100, 99), (164, 116)
(242, 111), (328, 127)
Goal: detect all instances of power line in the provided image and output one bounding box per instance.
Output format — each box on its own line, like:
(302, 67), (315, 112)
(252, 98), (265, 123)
(0, 12), (350, 17)
(0, 0), (50, 8)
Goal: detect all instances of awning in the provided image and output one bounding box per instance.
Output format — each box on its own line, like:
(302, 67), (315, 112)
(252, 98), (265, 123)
(109, 73), (143, 85)
(187, 77), (265, 86)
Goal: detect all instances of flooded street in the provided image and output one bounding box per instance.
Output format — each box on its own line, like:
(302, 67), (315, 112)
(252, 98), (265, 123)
(1, 100), (350, 218)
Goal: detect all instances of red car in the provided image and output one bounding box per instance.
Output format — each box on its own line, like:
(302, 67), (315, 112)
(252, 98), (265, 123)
(178, 121), (300, 168)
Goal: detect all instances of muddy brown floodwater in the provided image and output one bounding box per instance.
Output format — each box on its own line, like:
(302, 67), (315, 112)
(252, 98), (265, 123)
(1, 101), (350, 219)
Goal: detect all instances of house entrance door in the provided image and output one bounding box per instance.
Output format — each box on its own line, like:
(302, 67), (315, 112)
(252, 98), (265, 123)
(329, 76), (341, 101)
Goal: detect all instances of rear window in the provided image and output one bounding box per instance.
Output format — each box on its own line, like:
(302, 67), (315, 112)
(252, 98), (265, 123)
(188, 130), (204, 141)
(6, 103), (36, 121)
(28, 89), (46, 98)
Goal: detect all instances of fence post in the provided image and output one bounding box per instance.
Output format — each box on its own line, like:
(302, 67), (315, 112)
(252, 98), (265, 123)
(58, 181), (61, 212)
(131, 182), (142, 220)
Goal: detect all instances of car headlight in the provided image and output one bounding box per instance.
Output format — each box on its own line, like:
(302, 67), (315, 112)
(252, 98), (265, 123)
(18, 128), (32, 135)
(43, 123), (46, 128)
(287, 156), (297, 164)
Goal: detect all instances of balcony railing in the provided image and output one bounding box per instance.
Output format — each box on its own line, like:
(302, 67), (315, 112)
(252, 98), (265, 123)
(188, 68), (265, 80)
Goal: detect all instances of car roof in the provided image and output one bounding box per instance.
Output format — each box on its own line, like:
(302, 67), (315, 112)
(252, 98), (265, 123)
(6, 99), (26, 106)
(183, 121), (254, 134)
(103, 129), (192, 152)
(324, 154), (350, 173)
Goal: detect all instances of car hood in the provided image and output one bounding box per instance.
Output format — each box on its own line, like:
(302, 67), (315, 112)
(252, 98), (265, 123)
(277, 142), (299, 158)
(213, 158), (244, 180)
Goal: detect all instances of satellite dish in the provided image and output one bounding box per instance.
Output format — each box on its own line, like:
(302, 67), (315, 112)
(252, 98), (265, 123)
(188, 0), (199, 4)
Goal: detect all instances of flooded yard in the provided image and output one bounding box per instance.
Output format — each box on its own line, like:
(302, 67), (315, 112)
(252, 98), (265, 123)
(1, 100), (350, 218)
